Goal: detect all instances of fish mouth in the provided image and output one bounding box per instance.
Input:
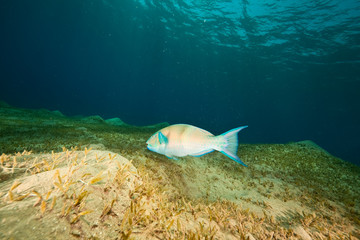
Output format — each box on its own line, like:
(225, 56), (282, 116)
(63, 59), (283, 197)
(146, 143), (154, 152)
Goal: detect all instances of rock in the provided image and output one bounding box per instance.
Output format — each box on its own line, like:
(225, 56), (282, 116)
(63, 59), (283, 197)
(82, 115), (104, 123)
(0, 101), (11, 108)
(143, 122), (170, 129)
(52, 110), (64, 117)
(105, 117), (125, 126)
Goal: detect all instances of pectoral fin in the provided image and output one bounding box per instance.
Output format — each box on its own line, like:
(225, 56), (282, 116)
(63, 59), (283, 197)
(166, 155), (179, 160)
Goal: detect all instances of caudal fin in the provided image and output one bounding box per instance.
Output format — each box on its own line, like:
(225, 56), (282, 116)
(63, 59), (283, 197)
(219, 126), (248, 167)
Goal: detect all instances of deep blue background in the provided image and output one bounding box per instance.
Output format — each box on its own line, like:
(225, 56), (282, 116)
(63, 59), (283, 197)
(1, 0), (359, 165)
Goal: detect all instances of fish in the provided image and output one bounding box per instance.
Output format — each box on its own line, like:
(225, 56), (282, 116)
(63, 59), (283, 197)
(146, 124), (248, 167)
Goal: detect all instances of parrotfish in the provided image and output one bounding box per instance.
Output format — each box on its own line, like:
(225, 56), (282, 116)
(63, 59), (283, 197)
(146, 124), (248, 167)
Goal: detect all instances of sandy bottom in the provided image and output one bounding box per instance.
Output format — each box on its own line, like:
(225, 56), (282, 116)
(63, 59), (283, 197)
(0, 102), (359, 239)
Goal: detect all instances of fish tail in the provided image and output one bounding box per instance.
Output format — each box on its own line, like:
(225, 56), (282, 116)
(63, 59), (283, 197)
(218, 126), (248, 167)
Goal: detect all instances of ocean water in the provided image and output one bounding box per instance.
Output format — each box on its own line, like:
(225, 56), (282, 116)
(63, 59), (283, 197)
(1, 0), (359, 165)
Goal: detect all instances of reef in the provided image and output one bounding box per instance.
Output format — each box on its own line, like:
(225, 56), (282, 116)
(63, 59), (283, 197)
(0, 101), (359, 239)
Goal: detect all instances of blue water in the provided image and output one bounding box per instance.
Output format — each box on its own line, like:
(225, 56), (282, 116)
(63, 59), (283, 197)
(1, 0), (359, 165)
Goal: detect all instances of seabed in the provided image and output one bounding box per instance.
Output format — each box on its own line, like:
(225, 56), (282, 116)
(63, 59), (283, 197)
(0, 101), (359, 239)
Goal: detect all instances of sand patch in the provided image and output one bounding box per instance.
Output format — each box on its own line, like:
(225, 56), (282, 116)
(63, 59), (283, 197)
(0, 150), (138, 239)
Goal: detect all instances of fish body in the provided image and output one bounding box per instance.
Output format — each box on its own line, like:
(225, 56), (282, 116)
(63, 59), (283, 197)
(146, 124), (248, 166)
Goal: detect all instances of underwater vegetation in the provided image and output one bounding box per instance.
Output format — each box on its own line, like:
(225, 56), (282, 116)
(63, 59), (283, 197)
(0, 101), (359, 239)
